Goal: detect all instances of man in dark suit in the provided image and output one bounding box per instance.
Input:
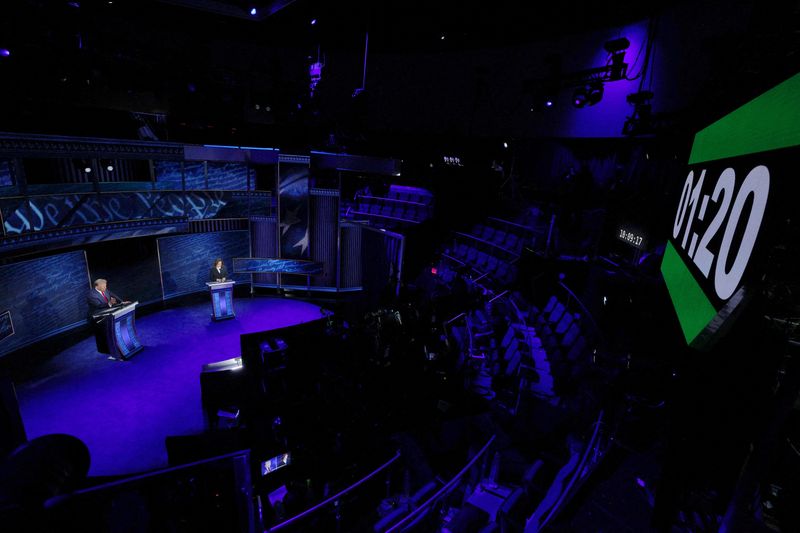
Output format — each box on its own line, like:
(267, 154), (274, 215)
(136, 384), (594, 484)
(209, 258), (229, 282)
(87, 278), (126, 316)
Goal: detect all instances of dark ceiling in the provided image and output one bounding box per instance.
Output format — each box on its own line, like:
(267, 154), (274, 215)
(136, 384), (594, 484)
(0, 0), (798, 148)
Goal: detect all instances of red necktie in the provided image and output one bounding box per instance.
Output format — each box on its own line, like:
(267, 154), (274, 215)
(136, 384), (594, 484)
(102, 291), (108, 303)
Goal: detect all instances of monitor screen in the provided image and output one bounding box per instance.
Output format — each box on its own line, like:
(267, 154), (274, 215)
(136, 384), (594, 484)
(261, 452), (291, 476)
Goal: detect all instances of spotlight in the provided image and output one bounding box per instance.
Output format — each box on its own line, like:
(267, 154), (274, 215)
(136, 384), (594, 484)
(572, 81), (603, 108)
(310, 18), (317, 25)
(572, 89), (587, 108)
(545, 99), (554, 108)
(503, 142), (508, 149)
(0, 49), (9, 58)
(586, 81), (604, 105)
(440, 34), (445, 40)
(84, 166), (92, 173)
(106, 165), (114, 172)
(249, 7), (257, 16)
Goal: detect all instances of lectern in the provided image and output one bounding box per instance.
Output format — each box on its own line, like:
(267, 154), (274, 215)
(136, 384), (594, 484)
(92, 301), (142, 360)
(206, 281), (236, 321)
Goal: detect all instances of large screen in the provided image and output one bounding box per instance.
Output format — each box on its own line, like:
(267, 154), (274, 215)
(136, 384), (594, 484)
(661, 73), (800, 348)
(157, 231), (251, 299)
(0, 251), (90, 357)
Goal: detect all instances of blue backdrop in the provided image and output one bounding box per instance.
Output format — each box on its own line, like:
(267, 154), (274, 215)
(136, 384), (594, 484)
(279, 163), (309, 259)
(0, 159), (12, 187)
(157, 231), (250, 299)
(0, 251), (90, 357)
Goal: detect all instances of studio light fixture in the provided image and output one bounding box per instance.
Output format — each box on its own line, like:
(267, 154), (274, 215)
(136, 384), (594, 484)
(586, 80), (604, 105)
(572, 88), (587, 108)
(604, 37), (630, 81)
(572, 80), (604, 108)
(524, 35), (629, 109)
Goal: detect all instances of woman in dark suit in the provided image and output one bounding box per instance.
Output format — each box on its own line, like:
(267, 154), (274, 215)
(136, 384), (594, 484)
(209, 258), (228, 282)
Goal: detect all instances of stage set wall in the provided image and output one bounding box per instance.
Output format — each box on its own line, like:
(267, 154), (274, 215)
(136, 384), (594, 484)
(0, 250), (90, 357)
(86, 238), (163, 306)
(157, 231), (251, 299)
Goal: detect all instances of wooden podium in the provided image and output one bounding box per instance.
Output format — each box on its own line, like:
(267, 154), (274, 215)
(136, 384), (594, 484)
(92, 301), (142, 360)
(206, 281), (236, 321)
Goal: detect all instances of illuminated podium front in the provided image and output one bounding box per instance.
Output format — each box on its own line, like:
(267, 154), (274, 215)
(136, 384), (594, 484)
(206, 281), (236, 321)
(92, 301), (142, 360)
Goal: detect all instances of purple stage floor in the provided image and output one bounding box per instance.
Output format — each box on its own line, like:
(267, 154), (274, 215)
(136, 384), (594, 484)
(16, 296), (323, 476)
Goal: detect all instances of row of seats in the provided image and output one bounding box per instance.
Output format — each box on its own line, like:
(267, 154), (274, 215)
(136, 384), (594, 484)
(386, 185), (434, 206)
(439, 290), (599, 531)
(354, 198), (432, 223)
(445, 244), (518, 287)
(447, 288), (594, 414)
(468, 224), (526, 255)
(432, 213), (543, 293)
(503, 294), (590, 408)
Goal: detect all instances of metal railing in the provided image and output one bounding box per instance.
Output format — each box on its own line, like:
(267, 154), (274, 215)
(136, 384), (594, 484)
(386, 435), (496, 532)
(267, 451), (402, 532)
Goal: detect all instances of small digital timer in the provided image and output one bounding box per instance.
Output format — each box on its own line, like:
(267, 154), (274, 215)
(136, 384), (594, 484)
(616, 227), (646, 249)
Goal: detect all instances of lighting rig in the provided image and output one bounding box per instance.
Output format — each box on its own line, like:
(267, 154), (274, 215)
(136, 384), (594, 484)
(526, 37), (631, 109)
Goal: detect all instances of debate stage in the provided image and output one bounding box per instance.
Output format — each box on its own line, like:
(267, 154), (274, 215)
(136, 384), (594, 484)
(15, 296), (324, 476)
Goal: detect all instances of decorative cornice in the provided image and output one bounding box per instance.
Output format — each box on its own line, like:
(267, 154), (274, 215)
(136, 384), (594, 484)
(0, 133), (184, 160)
(278, 154), (311, 164)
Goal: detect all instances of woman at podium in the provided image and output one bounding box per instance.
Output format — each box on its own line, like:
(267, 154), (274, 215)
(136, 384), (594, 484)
(209, 258), (229, 282)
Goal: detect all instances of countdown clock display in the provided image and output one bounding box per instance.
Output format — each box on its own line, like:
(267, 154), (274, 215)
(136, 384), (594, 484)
(661, 72), (800, 349)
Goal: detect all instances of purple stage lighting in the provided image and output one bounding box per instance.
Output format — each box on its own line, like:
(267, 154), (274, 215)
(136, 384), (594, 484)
(310, 18), (317, 25)
(0, 49), (10, 58)
(67, 1), (80, 7)
(250, 7), (257, 16)
(545, 100), (554, 107)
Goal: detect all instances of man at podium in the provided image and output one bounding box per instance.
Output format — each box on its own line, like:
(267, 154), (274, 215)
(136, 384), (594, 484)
(87, 279), (140, 360)
(209, 258), (229, 282)
(87, 278), (128, 315)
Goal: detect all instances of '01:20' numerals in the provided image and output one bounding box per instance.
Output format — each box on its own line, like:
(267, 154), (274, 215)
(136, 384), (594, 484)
(672, 165), (769, 301)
